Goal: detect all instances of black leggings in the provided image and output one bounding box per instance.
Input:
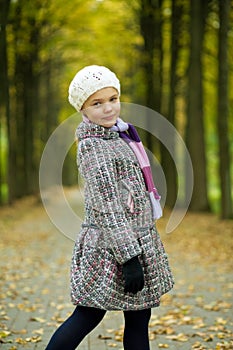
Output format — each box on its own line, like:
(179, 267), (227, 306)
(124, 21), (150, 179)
(45, 306), (151, 350)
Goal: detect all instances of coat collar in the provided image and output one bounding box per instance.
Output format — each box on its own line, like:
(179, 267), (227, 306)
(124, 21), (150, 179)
(76, 121), (119, 141)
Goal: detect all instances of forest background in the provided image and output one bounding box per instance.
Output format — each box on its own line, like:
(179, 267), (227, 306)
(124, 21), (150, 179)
(0, 0), (232, 220)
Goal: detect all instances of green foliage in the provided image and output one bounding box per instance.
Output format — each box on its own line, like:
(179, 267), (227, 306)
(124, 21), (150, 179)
(0, 0), (232, 215)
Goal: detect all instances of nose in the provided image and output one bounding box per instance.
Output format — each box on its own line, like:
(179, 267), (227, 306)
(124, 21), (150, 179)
(103, 102), (113, 113)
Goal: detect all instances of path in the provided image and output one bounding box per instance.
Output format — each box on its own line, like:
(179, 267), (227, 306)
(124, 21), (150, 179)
(0, 188), (233, 349)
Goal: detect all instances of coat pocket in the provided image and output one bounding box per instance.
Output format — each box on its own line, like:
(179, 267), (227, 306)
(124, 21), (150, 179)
(118, 178), (146, 215)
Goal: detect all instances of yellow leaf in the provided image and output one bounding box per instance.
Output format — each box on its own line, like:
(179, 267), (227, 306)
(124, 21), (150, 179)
(149, 320), (162, 327)
(158, 344), (169, 348)
(204, 334), (214, 342)
(23, 336), (42, 343)
(32, 328), (44, 335)
(166, 333), (189, 342)
(166, 327), (175, 335)
(42, 288), (50, 295)
(12, 329), (27, 335)
(215, 317), (227, 325)
(0, 330), (11, 338)
(8, 303), (15, 308)
(15, 338), (27, 344)
(217, 333), (226, 339)
(29, 316), (46, 323)
(193, 322), (207, 329)
(115, 335), (123, 341)
(149, 332), (155, 340)
(107, 329), (114, 333)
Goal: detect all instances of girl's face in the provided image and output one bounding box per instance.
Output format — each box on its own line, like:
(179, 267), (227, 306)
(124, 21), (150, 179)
(81, 87), (120, 128)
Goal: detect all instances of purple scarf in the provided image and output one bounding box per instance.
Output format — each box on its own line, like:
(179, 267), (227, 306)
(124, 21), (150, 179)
(110, 118), (162, 220)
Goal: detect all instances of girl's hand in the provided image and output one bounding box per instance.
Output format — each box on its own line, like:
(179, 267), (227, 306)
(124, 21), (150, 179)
(123, 256), (144, 294)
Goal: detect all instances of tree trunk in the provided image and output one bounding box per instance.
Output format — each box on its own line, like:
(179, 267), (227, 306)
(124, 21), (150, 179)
(185, 0), (210, 211)
(11, 3), (40, 198)
(217, 0), (232, 219)
(0, 0), (12, 204)
(160, 0), (183, 208)
(24, 18), (40, 195)
(139, 0), (163, 152)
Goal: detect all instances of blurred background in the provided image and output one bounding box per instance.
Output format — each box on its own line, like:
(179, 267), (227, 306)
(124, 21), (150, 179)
(0, 0), (232, 219)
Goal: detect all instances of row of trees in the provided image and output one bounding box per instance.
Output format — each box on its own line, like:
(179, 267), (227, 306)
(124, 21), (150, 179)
(138, 0), (232, 218)
(0, 0), (232, 219)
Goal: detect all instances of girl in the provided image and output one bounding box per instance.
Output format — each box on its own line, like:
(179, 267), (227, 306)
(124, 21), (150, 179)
(45, 65), (174, 350)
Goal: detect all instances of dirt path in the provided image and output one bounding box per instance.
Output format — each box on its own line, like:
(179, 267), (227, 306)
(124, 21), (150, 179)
(0, 189), (233, 349)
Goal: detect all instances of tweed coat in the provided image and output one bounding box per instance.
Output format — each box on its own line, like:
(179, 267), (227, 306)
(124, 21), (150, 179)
(70, 121), (174, 310)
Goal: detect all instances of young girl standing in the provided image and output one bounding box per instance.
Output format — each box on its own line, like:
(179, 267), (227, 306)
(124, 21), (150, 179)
(45, 65), (174, 350)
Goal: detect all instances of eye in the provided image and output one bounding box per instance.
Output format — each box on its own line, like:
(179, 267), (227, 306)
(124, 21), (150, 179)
(110, 96), (118, 102)
(92, 101), (101, 107)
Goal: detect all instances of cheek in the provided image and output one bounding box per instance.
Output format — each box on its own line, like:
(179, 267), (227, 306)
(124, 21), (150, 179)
(85, 109), (101, 121)
(114, 103), (121, 115)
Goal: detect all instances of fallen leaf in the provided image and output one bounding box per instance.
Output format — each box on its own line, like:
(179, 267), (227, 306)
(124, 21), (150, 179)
(0, 330), (11, 338)
(29, 316), (46, 323)
(215, 317), (228, 325)
(11, 329), (27, 335)
(98, 334), (112, 340)
(15, 338), (27, 344)
(32, 328), (44, 335)
(25, 335), (42, 343)
(166, 333), (189, 342)
(158, 343), (169, 348)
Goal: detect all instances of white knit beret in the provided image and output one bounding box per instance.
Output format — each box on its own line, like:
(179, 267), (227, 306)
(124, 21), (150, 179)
(68, 65), (121, 111)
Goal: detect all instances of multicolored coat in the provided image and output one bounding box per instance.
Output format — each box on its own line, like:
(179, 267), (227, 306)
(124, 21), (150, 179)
(70, 121), (174, 310)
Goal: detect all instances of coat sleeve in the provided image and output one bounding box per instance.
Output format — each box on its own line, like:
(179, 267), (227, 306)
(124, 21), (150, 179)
(78, 138), (142, 264)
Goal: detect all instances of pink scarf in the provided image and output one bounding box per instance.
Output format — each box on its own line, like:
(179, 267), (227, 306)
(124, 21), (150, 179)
(110, 118), (162, 220)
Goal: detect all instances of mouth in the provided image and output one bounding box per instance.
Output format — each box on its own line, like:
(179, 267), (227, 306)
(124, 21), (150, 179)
(103, 115), (115, 121)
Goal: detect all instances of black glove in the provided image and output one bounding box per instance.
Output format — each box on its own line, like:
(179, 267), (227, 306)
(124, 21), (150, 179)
(122, 256), (144, 294)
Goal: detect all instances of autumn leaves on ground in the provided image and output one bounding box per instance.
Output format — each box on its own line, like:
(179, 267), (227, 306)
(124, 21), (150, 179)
(0, 191), (233, 349)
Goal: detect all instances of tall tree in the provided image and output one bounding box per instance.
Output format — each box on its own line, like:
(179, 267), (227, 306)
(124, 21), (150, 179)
(217, 0), (232, 219)
(8, 0), (63, 199)
(138, 0), (166, 209)
(0, 0), (11, 204)
(186, 0), (210, 211)
(11, 1), (41, 197)
(139, 0), (163, 151)
(160, 0), (183, 208)
(139, 0), (161, 111)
